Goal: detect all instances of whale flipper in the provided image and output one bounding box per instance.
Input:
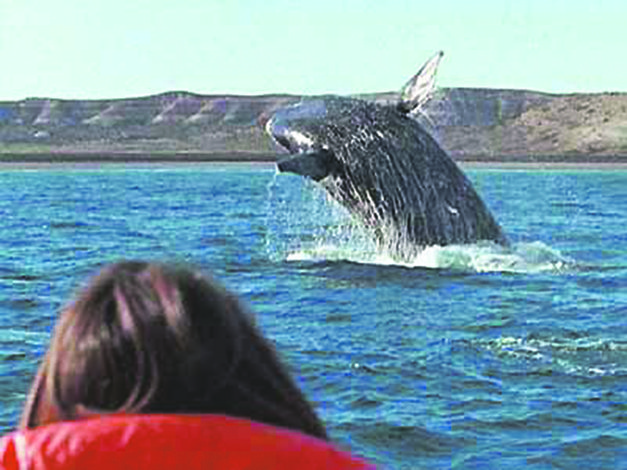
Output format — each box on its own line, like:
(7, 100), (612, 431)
(398, 50), (444, 114)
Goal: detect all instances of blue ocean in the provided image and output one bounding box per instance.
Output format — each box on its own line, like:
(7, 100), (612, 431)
(0, 163), (626, 469)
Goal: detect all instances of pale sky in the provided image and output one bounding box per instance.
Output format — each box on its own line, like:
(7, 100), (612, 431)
(0, 0), (625, 100)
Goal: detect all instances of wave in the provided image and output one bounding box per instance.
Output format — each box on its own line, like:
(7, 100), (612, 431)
(553, 434), (627, 465)
(333, 420), (467, 457)
(477, 335), (627, 377)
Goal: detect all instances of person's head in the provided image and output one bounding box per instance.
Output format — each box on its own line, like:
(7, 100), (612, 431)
(21, 260), (327, 439)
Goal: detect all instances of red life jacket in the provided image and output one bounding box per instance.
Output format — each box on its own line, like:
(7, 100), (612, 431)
(0, 414), (372, 469)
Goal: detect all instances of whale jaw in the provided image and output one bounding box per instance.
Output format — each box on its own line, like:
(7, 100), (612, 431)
(276, 150), (337, 182)
(266, 109), (340, 182)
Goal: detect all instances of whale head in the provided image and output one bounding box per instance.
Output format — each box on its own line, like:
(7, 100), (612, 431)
(267, 51), (444, 183)
(265, 99), (340, 181)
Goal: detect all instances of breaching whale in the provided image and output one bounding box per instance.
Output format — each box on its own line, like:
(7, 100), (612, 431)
(266, 51), (507, 257)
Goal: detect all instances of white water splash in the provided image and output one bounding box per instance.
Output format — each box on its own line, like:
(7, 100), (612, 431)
(286, 240), (571, 273)
(410, 241), (571, 273)
(266, 172), (573, 274)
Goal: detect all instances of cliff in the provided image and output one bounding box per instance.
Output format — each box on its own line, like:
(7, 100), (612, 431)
(1, 88), (626, 161)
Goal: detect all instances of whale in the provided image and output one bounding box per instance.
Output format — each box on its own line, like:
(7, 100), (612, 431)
(266, 52), (507, 257)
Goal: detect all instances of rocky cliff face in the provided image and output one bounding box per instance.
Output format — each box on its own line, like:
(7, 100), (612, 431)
(426, 89), (627, 159)
(1, 88), (626, 159)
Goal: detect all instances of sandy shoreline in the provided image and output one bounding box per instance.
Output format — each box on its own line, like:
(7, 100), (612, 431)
(0, 152), (626, 170)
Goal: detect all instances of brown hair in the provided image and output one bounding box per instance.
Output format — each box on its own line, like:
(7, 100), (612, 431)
(21, 260), (327, 439)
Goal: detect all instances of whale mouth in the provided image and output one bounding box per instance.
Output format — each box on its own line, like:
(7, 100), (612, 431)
(276, 149), (337, 182)
(266, 112), (338, 182)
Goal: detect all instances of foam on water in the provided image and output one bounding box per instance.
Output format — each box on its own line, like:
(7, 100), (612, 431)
(409, 241), (571, 273)
(286, 240), (571, 273)
(481, 335), (627, 377)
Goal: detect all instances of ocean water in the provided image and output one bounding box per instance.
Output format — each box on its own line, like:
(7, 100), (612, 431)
(0, 163), (626, 469)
